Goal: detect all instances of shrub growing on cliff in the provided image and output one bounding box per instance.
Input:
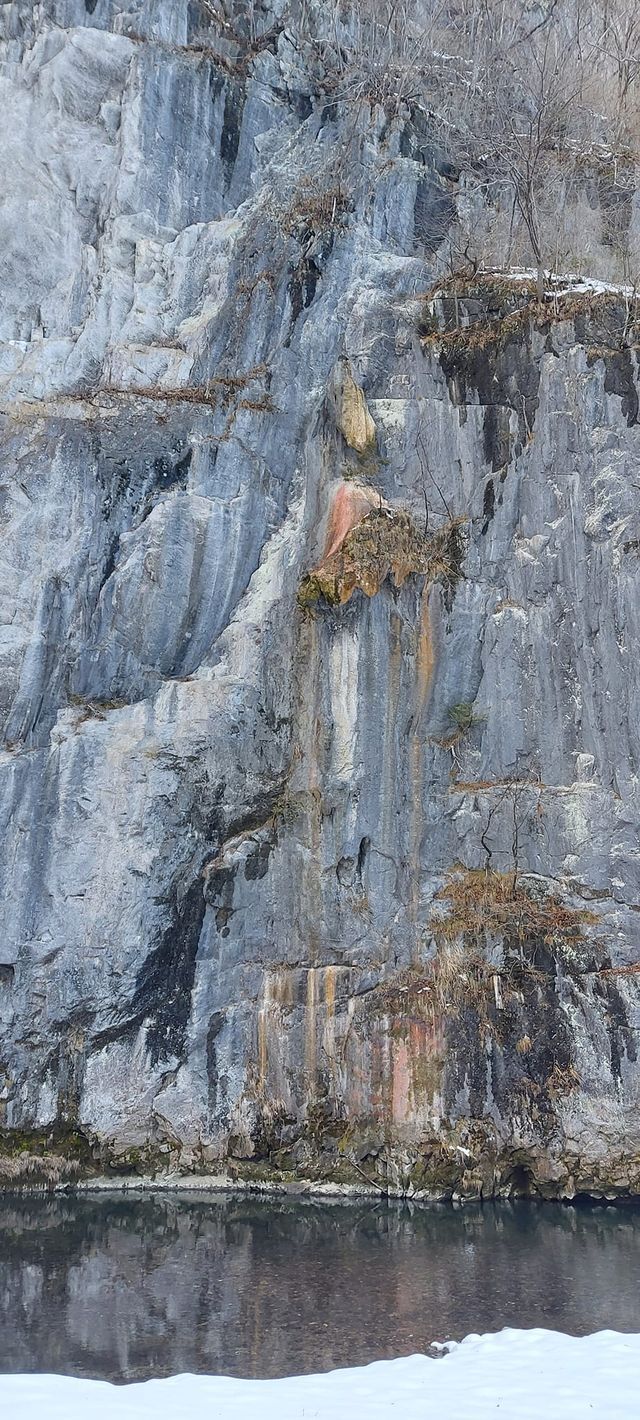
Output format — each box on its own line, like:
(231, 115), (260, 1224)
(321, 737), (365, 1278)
(448, 701), (476, 732)
(432, 869), (598, 968)
(298, 509), (465, 607)
(277, 177), (351, 241)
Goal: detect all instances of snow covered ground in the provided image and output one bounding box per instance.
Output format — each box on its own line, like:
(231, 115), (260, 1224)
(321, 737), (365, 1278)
(2, 1329), (639, 1420)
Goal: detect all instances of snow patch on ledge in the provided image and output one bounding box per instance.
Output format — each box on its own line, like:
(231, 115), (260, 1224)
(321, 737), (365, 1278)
(486, 267), (638, 299)
(2, 1329), (639, 1419)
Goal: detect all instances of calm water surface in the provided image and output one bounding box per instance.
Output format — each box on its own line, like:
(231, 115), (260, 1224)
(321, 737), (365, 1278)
(0, 1192), (639, 1380)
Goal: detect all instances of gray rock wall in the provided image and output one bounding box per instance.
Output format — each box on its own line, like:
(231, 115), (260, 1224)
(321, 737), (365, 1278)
(1, 0), (640, 1198)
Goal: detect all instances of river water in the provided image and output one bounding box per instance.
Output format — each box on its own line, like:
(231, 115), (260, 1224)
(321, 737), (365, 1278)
(0, 1193), (639, 1380)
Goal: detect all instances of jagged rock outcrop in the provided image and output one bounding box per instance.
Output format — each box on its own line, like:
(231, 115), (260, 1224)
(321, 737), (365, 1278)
(1, 0), (640, 1199)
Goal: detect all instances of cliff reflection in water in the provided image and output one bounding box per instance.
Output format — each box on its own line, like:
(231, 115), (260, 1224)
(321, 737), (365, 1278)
(1, 1194), (639, 1381)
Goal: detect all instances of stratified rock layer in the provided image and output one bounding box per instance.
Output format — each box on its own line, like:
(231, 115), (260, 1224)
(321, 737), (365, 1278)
(1, 2), (640, 1198)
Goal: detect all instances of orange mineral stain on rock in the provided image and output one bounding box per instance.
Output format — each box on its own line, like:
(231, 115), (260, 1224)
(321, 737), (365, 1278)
(257, 969), (297, 1094)
(305, 967), (318, 1087)
(323, 965), (337, 1015)
(323, 481), (382, 562)
(273, 968), (296, 1009)
(415, 583), (435, 715)
(391, 1036), (411, 1125)
(257, 990), (270, 1087)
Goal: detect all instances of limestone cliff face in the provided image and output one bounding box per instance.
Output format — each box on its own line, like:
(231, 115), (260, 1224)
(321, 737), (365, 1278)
(1, 0), (640, 1199)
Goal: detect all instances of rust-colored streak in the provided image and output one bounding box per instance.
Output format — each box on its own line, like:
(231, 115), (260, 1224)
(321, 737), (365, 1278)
(322, 482), (380, 562)
(415, 585), (435, 716)
(305, 968), (318, 1087)
(391, 1036), (411, 1125)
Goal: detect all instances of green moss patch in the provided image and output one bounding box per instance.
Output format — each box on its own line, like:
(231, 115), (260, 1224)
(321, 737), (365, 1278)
(0, 1127), (97, 1190)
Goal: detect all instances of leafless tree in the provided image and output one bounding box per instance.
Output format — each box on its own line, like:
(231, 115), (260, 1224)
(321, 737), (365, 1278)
(479, 775), (542, 890)
(200, 0), (640, 285)
(597, 0), (640, 117)
(433, 4), (596, 298)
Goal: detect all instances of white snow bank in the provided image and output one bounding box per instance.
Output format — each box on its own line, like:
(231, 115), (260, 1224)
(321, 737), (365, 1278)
(2, 1329), (640, 1420)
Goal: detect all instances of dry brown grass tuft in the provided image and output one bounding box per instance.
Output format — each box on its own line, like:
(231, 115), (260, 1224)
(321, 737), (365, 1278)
(299, 510), (465, 608)
(102, 383), (219, 406)
(277, 182), (350, 239)
(103, 364), (271, 411)
(0, 1151), (82, 1188)
(433, 869), (598, 956)
(428, 941), (494, 1012)
(363, 943), (495, 1021)
(421, 277), (640, 358)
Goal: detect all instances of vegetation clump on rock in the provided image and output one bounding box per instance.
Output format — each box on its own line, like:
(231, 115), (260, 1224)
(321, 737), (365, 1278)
(432, 869), (598, 966)
(299, 508), (465, 607)
(0, 1128), (96, 1190)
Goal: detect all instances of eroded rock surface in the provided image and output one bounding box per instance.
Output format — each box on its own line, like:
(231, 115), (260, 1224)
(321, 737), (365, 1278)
(1, 1), (640, 1198)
